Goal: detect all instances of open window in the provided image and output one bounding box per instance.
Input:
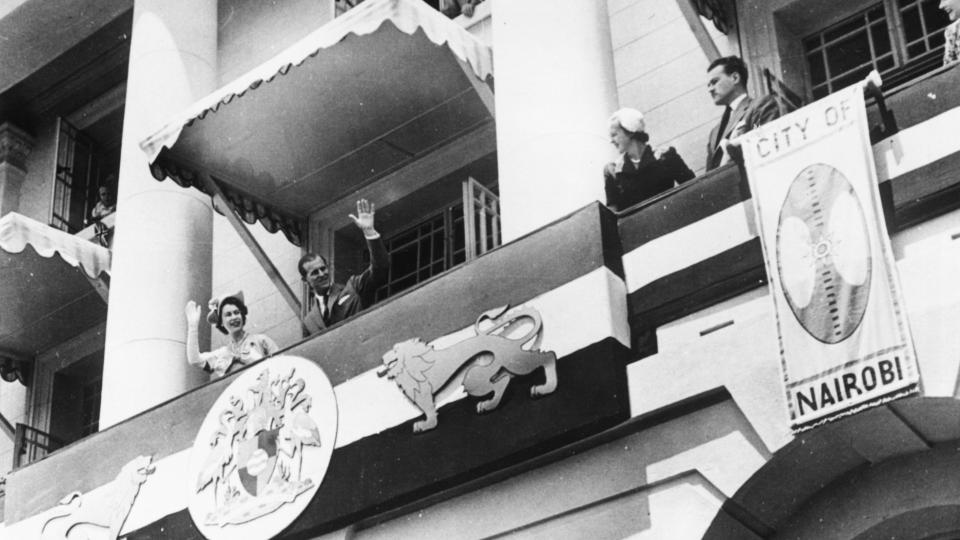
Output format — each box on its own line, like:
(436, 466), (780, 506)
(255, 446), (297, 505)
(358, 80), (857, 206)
(332, 156), (500, 303)
(51, 116), (120, 235)
(48, 350), (102, 444)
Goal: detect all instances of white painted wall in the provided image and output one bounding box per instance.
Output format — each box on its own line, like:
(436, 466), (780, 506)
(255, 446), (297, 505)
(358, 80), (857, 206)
(0, 382), (27, 473)
(355, 400), (768, 539)
(608, 0), (731, 176)
(206, 0), (339, 353)
(461, 0), (738, 179)
(216, 0), (335, 85)
(209, 215), (303, 354)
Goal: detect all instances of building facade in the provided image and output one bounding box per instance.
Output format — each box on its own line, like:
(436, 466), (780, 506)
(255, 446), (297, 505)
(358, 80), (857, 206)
(0, 0), (959, 538)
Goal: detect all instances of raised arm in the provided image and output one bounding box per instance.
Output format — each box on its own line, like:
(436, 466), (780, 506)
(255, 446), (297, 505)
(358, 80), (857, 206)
(349, 199), (389, 293)
(184, 300), (205, 369)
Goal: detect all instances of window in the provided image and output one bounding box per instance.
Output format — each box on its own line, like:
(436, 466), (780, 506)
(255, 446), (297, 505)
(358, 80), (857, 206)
(898, 0), (949, 58)
(51, 118), (116, 233)
(804, 0), (950, 99)
(374, 204), (466, 300)
(372, 177), (500, 301)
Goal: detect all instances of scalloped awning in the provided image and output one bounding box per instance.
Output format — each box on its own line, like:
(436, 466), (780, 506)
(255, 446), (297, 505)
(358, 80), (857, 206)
(139, 0), (495, 246)
(0, 212), (110, 359)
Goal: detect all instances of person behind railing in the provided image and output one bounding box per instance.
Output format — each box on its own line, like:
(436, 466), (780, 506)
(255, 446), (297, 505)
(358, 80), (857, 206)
(705, 56), (789, 171)
(941, 0), (960, 65)
(89, 179), (117, 247)
(603, 108), (695, 212)
(90, 186), (116, 221)
(185, 291), (278, 378)
(298, 199), (389, 334)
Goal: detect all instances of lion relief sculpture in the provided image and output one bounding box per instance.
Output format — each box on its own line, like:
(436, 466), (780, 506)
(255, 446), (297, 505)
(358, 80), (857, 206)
(378, 305), (557, 433)
(40, 454), (155, 540)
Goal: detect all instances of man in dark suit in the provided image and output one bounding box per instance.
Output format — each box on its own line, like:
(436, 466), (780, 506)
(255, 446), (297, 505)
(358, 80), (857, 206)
(299, 199), (389, 335)
(705, 56), (786, 171)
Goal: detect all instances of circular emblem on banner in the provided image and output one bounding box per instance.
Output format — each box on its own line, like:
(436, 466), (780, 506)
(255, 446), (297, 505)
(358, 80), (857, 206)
(775, 163), (872, 344)
(187, 356), (338, 540)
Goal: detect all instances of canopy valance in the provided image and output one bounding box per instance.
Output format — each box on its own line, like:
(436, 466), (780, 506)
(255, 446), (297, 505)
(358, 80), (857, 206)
(140, 0), (495, 245)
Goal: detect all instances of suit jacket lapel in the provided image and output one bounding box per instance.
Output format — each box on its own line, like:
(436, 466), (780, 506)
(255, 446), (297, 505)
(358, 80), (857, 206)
(305, 302), (326, 333)
(707, 123), (721, 169)
(722, 96), (752, 141)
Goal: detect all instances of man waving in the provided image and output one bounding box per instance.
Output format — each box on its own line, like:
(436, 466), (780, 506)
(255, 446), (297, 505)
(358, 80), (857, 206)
(298, 199), (389, 334)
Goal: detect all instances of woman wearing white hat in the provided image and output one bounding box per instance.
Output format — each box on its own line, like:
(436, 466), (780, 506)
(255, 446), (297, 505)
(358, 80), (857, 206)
(184, 291), (279, 378)
(603, 108), (695, 211)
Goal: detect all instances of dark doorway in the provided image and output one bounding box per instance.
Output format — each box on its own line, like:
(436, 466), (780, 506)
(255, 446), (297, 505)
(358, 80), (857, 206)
(49, 351), (103, 445)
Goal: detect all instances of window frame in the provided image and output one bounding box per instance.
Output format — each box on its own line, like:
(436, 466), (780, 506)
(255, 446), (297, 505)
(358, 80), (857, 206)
(50, 118), (107, 234)
(800, 0), (950, 99)
(367, 177), (501, 302)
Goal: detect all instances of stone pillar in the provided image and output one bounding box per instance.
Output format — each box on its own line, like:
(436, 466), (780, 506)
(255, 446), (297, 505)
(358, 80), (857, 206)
(0, 123), (34, 217)
(492, 0), (619, 242)
(100, 0), (217, 428)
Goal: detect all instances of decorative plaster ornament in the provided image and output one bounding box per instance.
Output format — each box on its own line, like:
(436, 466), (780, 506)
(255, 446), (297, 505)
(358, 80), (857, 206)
(40, 455), (155, 540)
(378, 305), (558, 433)
(187, 356), (337, 540)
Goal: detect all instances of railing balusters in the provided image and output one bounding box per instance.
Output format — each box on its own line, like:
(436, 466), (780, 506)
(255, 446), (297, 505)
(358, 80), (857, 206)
(12, 423), (65, 469)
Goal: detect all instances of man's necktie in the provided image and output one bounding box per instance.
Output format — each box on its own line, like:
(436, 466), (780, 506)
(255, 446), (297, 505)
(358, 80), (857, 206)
(715, 106), (732, 149)
(318, 294), (328, 322)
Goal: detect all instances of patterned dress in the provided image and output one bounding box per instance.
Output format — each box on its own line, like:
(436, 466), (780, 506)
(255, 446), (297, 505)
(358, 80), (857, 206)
(200, 333), (278, 377)
(944, 20), (960, 66)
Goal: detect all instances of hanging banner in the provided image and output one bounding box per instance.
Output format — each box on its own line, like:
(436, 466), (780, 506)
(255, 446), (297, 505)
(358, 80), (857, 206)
(739, 82), (919, 433)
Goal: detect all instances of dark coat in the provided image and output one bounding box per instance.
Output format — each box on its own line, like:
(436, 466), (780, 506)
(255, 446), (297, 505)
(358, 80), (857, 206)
(604, 145), (695, 211)
(706, 93), (784, 171)
(304, 236), (388, 334)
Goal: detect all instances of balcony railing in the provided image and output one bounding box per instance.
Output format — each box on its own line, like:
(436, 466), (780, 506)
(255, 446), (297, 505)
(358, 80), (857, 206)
(75, 212), (115, 248)
(763, 68), (805, 113)
(867, 61), (960, 133)
(12, 423), (64, 469)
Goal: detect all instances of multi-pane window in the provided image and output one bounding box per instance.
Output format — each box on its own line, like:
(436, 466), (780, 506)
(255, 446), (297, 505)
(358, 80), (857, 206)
(898, 0), (950, 58)
(373, 204), (466, 301)
(463, 176), (500, 260)
(51, 118), (115, 233)
(804, 0), (951, 99)
(371, 178), (501, 302)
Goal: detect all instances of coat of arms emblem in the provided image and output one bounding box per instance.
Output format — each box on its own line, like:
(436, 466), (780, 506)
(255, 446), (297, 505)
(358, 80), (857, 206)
(187, 356), (337, 540)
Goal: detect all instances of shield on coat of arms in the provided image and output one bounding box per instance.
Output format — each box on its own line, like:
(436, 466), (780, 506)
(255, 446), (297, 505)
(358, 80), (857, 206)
(237, 428), (280, 496)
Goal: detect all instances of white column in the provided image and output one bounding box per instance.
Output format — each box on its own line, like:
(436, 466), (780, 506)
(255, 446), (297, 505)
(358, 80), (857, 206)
(492, 0), (619, 241)
(100, 0), (218, 428)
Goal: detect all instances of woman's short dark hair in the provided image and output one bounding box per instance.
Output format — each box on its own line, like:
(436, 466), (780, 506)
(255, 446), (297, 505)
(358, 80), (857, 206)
(216, 296), (248, 334)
